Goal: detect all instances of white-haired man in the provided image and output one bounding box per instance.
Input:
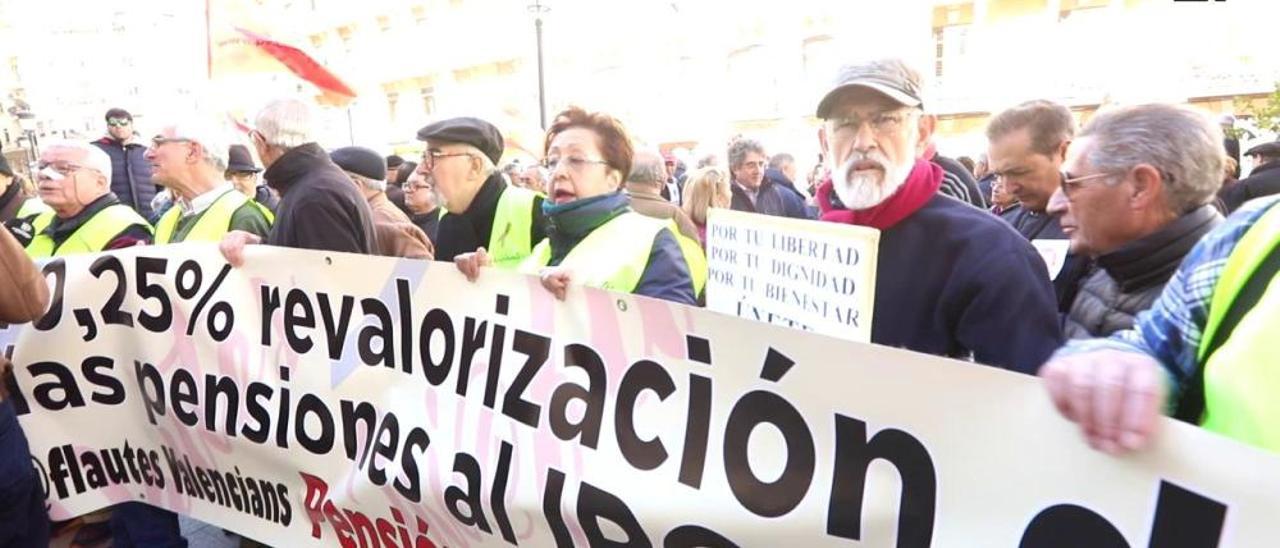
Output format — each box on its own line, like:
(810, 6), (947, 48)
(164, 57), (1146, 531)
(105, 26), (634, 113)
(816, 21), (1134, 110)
(22, 141), (152, 257)
(812, 58), (1062, 373)
(146, 119), (273, 244)
(220, 99), (376, 266)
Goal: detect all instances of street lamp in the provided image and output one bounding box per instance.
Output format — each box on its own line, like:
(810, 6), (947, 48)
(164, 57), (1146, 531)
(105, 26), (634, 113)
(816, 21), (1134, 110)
(17, 115), (38, 167)
(528, 0), (550, 130)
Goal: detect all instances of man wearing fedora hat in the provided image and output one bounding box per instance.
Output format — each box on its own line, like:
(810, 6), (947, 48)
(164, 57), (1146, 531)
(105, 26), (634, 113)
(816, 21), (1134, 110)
(1221, 141), (1280, 213)
(226, 144), (279, 212)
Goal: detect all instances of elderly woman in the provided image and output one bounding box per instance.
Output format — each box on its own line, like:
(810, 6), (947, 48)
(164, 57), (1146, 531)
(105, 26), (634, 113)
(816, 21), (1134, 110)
(680, 166), (732, 248)
(455, 107), (706, 305)
(0, 230), (51, 546)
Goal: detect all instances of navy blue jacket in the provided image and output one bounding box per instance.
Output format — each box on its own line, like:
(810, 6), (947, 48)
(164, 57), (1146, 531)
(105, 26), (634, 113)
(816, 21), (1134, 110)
(731, 175), (810, 220)
(544, 192), (698, 306)
(1000, 206), (1093, 312)
(93, 136), (156, 219)
(868, 195), (1063, 373)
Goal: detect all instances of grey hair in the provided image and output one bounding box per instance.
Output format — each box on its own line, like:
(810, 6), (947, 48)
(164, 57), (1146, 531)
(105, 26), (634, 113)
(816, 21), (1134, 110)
(45, 140), (113, 187)
(627, 149), (666, 185)
(346, 172), (387, 193)
(168, 117), (230, 171)
(1079, 103), (1223, 213)
(254, 99), (315, 149)
(460, 144), (496, 177)
(727, 138), (766, 170)
(769, 152), (795, 170)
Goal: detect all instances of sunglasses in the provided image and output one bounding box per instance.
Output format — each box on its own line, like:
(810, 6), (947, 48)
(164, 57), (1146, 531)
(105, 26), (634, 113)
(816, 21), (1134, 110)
(107, 118), (131, 127)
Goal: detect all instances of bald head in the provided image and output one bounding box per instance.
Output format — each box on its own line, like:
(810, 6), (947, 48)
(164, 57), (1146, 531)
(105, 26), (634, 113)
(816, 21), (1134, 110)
(627, 150), (667, 193)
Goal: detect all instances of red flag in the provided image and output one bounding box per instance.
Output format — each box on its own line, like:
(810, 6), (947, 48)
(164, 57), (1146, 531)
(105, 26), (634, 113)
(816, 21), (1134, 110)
(235, 28), (356, 100)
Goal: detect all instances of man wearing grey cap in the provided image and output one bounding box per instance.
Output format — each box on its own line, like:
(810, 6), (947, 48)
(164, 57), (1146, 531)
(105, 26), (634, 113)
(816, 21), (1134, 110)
(414, 117), (548, 265)
(812, 57), (1061, 373)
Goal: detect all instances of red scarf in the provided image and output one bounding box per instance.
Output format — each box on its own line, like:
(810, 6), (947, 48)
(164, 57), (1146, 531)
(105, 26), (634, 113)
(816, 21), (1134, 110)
(816, 159), (942, 230)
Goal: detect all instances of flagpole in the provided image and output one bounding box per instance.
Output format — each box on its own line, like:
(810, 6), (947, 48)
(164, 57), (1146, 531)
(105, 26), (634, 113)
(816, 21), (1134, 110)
(205, 0), (213, 80)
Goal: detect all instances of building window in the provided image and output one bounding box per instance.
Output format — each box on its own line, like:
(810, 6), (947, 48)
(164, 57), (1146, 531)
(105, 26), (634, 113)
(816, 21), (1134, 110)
(412, 4), (427, 24)
(802, 35), (834, 89)
(377, 16), (392, 32)
(421, 87), (435, 116)
(932, 4), (974, 80)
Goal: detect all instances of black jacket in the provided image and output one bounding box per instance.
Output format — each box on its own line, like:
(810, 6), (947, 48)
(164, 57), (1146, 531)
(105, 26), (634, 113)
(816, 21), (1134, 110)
(433, 174), (548, 262)
(730, 176), (809, 219)
(410, 208), (441, 244)
(1000, 206), (1093, 313)
(1221, 160), (1280, 213)
(263, 143), (377, 254)
(1065, 205), (1222, 339)
(93, 136), (156, 219)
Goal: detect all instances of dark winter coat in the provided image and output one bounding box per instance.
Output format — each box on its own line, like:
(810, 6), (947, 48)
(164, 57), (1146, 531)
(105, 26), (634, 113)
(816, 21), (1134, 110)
(262, 143), (377, 254)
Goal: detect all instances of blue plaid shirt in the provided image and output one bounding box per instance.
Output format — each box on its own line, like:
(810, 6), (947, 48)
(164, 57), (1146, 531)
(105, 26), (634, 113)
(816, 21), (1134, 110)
(1054, 196), (1280, 403)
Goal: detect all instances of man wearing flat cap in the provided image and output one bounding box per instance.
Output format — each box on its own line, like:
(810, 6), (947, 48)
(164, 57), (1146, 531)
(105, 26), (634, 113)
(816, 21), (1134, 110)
(332, 145), (433, 259)
(414, 117), (548, 266)
(1221, 141), (1280, 213)
(812, 57), (1061, 373)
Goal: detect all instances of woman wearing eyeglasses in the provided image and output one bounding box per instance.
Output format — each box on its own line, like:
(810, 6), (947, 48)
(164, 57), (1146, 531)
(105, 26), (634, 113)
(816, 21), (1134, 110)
(456, 107), (706, 305)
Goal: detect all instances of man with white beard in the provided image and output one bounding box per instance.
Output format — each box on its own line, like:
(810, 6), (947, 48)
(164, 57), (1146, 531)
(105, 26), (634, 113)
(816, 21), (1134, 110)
(813, 58), (1062, 373)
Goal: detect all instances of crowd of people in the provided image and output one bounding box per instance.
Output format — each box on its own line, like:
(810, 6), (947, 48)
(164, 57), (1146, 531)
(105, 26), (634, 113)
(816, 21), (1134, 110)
(2, 55), (1280, 546)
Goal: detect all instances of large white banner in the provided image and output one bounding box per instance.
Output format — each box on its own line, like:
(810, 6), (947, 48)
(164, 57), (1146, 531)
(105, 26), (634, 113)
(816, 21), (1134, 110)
(705, 208), (880, 343)
(2, 245), (1278, 546)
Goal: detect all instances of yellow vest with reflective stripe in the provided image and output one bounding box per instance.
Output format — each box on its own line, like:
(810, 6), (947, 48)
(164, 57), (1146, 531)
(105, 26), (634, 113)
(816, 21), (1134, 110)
(520, 211), (707, 296)
(155, 190), (274, 244)
(16, 197), (50, 219)
(486, 185), (539, 269)
(1197, 203), (1280, 452)
(25, 204), (152, 258)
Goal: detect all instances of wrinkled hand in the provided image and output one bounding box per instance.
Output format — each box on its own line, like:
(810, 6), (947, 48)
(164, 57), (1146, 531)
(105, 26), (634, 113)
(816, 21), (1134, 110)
(1040, 349), (1168, 455)
(538, 267), (573, 301)
(453, 247), (493, 283)
(219, 230), (262, 268)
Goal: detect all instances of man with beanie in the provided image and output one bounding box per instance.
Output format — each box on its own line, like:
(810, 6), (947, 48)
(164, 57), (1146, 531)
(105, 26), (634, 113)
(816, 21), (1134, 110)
(332, 145), (433, 259)
(92, 107), (157, 218)
(813, 58), (1062, 373)
(414, 117), (548, 265)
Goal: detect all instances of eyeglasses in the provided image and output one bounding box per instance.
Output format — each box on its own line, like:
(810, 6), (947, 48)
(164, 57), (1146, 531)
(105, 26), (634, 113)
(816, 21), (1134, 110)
(1060, 171), (1116, 197)
(36, 162), (87, 180)
(107, 118), (131, 127)
(828, 109), (916, 136)
(540, 156), (610, 172)
(422, 151), (474, 169)
(403, 182), (433, 192)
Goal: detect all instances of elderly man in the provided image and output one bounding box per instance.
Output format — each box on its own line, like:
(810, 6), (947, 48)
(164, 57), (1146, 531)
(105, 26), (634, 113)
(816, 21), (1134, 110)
(728, 138), (809, 219)
(1221, 141), (1280, 213)
(225, 144), (278, 212)
(220, 99), (377, 266)
(1047, 104), (1224, 339)
(145, 120), (273, 244)
(92, 108), (156, 219)
(516, 164), (547, 194)
(626, 149), (700, 242)
(987, 100), (1092, 311)
(402, 170), (441, 243)
(331, 145), (433, 259)
(813, 58), (1061, 373)
(414, 117), (548, 265)
(22, 141), (151, 257)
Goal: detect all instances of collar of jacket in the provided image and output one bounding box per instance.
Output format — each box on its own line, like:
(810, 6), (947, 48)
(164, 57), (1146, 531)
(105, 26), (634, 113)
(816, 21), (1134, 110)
(263, 143), (333, 196)
(97, 135), (145, 149)
(45, 193), (120, 239)
(453, 173), (506, 236)
(1097, 204), (1223, 292)
(1250, 159), (1280, 177)
(545, 191), (630, 258)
